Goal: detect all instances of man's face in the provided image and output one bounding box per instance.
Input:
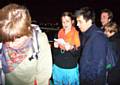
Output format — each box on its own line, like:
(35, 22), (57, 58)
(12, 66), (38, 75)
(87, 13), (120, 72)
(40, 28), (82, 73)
(101, 12), (110, 26)
(76, 15), (90, 32)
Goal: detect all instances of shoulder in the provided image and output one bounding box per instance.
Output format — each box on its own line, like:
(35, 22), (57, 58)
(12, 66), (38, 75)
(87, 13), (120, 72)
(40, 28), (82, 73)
(92, 30), (108, 44)
(31, 24), (42, 33)
(58, 28), (64, 33)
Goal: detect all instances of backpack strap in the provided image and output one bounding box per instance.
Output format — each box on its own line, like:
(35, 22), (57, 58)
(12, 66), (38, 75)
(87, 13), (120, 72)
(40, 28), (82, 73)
(29, 24), (41, 61)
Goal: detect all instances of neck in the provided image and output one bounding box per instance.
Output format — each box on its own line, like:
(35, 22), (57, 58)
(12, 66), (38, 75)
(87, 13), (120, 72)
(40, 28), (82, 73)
(65, 27), (72, 34)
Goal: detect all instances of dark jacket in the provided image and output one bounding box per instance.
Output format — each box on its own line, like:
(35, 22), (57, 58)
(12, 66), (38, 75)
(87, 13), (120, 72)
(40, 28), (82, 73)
(107, 32), (120, 85)
(80, 24), (108, 85)
(108, 32), (120, 57)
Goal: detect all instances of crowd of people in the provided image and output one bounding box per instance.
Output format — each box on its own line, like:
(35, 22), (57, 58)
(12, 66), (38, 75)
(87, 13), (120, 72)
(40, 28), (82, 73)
(0, 3), (120, 85)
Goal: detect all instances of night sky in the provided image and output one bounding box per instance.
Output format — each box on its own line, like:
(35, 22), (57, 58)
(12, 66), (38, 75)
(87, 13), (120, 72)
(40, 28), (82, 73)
(0, 0), (120, 26)
(0, 0), (120, 41)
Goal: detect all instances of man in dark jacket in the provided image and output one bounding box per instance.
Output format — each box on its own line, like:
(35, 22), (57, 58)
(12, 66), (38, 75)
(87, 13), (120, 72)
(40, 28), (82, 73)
(75, 7), (108, 85)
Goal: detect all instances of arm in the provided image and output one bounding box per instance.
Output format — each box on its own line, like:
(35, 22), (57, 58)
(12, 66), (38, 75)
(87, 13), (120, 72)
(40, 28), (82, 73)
(92, 36), (107, 77)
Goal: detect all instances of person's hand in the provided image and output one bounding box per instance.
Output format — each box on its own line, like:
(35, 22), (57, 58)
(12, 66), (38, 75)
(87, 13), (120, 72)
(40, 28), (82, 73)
(54, 38), (66, 45)
(64, 43), (74, 51)
(54, 41), (59, 48)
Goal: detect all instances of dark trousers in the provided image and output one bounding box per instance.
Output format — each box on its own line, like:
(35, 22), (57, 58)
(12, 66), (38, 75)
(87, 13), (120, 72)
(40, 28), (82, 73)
(107, 58), (120, 85)
(107, 67), (120, 85)
(81, 77), (106, 85)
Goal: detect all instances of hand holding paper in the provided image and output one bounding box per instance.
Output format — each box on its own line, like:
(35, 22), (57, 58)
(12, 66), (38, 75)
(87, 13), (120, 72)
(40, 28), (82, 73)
(54, 38), (66, 45)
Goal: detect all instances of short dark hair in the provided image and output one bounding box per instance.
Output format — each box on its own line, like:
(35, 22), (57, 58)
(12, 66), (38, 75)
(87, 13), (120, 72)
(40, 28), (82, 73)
(101, 8), (113, 21)
(74, 7), (95, 23)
